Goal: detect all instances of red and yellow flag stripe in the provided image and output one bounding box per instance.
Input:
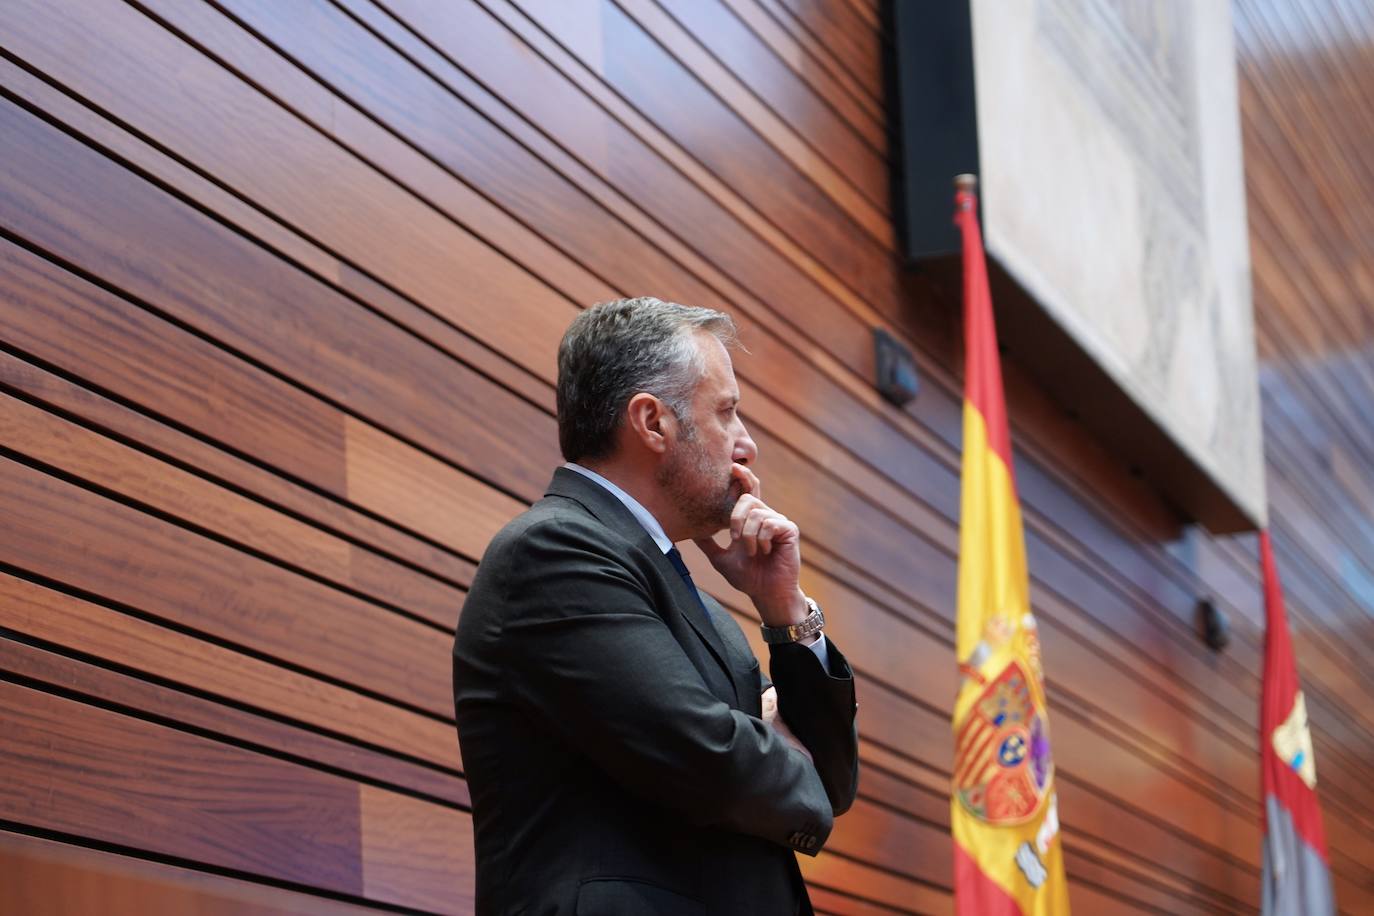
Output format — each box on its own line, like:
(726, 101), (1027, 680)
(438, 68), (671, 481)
(951, 178), (1069, 915)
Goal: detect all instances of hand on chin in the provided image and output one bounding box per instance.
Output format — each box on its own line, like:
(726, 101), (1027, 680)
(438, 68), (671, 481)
(693, 464), (806, 623)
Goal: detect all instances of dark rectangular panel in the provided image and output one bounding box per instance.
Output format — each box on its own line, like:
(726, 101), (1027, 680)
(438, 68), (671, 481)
(889, 0), (977, 259)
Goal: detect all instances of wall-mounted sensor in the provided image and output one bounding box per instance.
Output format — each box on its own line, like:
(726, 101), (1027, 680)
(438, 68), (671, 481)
(874, 328), (920, 408)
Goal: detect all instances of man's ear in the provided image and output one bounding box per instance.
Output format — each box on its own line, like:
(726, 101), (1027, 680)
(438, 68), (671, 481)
(625, 392), (672, 454)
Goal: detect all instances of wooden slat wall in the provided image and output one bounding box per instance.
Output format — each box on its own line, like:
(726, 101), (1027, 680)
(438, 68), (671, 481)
(0, 0), (1370, 913)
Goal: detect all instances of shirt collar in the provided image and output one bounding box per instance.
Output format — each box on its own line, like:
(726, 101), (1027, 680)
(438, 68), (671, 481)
(563, 463), (674, 554)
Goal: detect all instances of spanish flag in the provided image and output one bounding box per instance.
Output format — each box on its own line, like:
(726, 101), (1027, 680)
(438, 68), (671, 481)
(951, 176), (1069, 915)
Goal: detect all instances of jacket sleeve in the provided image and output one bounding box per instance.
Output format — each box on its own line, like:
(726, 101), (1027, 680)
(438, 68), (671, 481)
(769, 638), (860, 816)
(494, 516), (834, 853)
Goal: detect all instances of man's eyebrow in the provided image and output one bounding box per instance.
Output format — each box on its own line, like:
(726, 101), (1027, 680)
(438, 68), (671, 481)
(719, 394), (741, 407)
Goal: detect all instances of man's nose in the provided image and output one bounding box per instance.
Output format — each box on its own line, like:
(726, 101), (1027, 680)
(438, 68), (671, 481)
(733, 424), (758, 466)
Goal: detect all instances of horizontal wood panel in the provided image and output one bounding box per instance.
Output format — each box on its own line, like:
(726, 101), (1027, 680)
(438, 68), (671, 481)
(0, 831), (379, 915)
(0, 679), (365, 895)
(0, 629), (467, 808)
(655, 0), (888, 191)
(751, 0), (885, 124)
(614, 0), (890, 229)
(0, 386), (465, 627)
(775, 0), (882, 96)
(0, 571), (456, 772)
(0, 454), (453, 717)
(716, 0), (887, 149)
(0, 81), (559, 501)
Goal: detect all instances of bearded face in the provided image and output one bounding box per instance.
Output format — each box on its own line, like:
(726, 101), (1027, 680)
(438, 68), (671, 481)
(649, 331), (756, 540)
(656, 415), (739, 538)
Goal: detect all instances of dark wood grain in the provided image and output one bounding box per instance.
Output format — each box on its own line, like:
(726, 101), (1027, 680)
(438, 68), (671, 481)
(772, 0), (883, 100)
(0, 455), (453, 717)
(0, 625), (467, 808)
(0, 679), (365, 895)
(0, 330), (478, 591)
(617, 0), (890, 219)
(0, 83), (559, 502)
(747, 0), (885, 123)
(716, 0), (887, 149)
(0, 386), (467, 629)
(0, 571), (458, 774)
(653, 0), (887, 180)
(0, 831), (380, 915)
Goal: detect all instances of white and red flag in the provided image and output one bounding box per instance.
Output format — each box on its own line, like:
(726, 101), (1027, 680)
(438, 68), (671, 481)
(1259, 530), (1335, 914)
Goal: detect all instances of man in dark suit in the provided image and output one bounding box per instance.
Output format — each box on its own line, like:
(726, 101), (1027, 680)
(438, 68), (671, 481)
(454, 297), (859, 915)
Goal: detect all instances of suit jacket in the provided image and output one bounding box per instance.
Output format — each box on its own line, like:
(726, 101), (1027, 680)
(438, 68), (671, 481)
(453, 468), (859, 916)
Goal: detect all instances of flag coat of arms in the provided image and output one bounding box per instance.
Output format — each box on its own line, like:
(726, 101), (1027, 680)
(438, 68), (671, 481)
(951, 177), (1069, 915)
(1259, 530), (1334, 914)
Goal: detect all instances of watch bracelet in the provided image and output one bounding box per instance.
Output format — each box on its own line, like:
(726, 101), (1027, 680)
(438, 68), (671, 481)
(760, 598), (824, 644)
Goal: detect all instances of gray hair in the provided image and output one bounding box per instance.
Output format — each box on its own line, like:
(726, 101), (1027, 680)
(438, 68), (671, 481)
(556, 296), (737, 463)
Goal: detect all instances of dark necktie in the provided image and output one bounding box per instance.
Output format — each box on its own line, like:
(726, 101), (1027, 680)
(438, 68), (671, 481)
(665, 546), (719, 633)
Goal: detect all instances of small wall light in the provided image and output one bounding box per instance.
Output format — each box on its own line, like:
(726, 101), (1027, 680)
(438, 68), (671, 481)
(874, 328), (920, 408)
(1197, 597), (1230, 651)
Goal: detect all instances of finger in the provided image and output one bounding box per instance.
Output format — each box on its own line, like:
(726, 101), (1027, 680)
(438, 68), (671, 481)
(768, 516), (797, 548)
(758, 519), (791, 554)
(741, 507), (768, 542)
(755, 517), (776, 555)
(741, 508), (771, 557)
(730, 494), (760, 540)
(731, 463), (762, 499)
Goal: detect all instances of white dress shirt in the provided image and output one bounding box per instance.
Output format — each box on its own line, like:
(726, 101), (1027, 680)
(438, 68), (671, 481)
(564, 463), (829, 668)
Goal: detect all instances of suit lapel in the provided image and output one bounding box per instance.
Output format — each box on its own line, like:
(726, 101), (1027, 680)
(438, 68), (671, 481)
(652, 548), (743, 709)
(546, 468), (744, 707)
